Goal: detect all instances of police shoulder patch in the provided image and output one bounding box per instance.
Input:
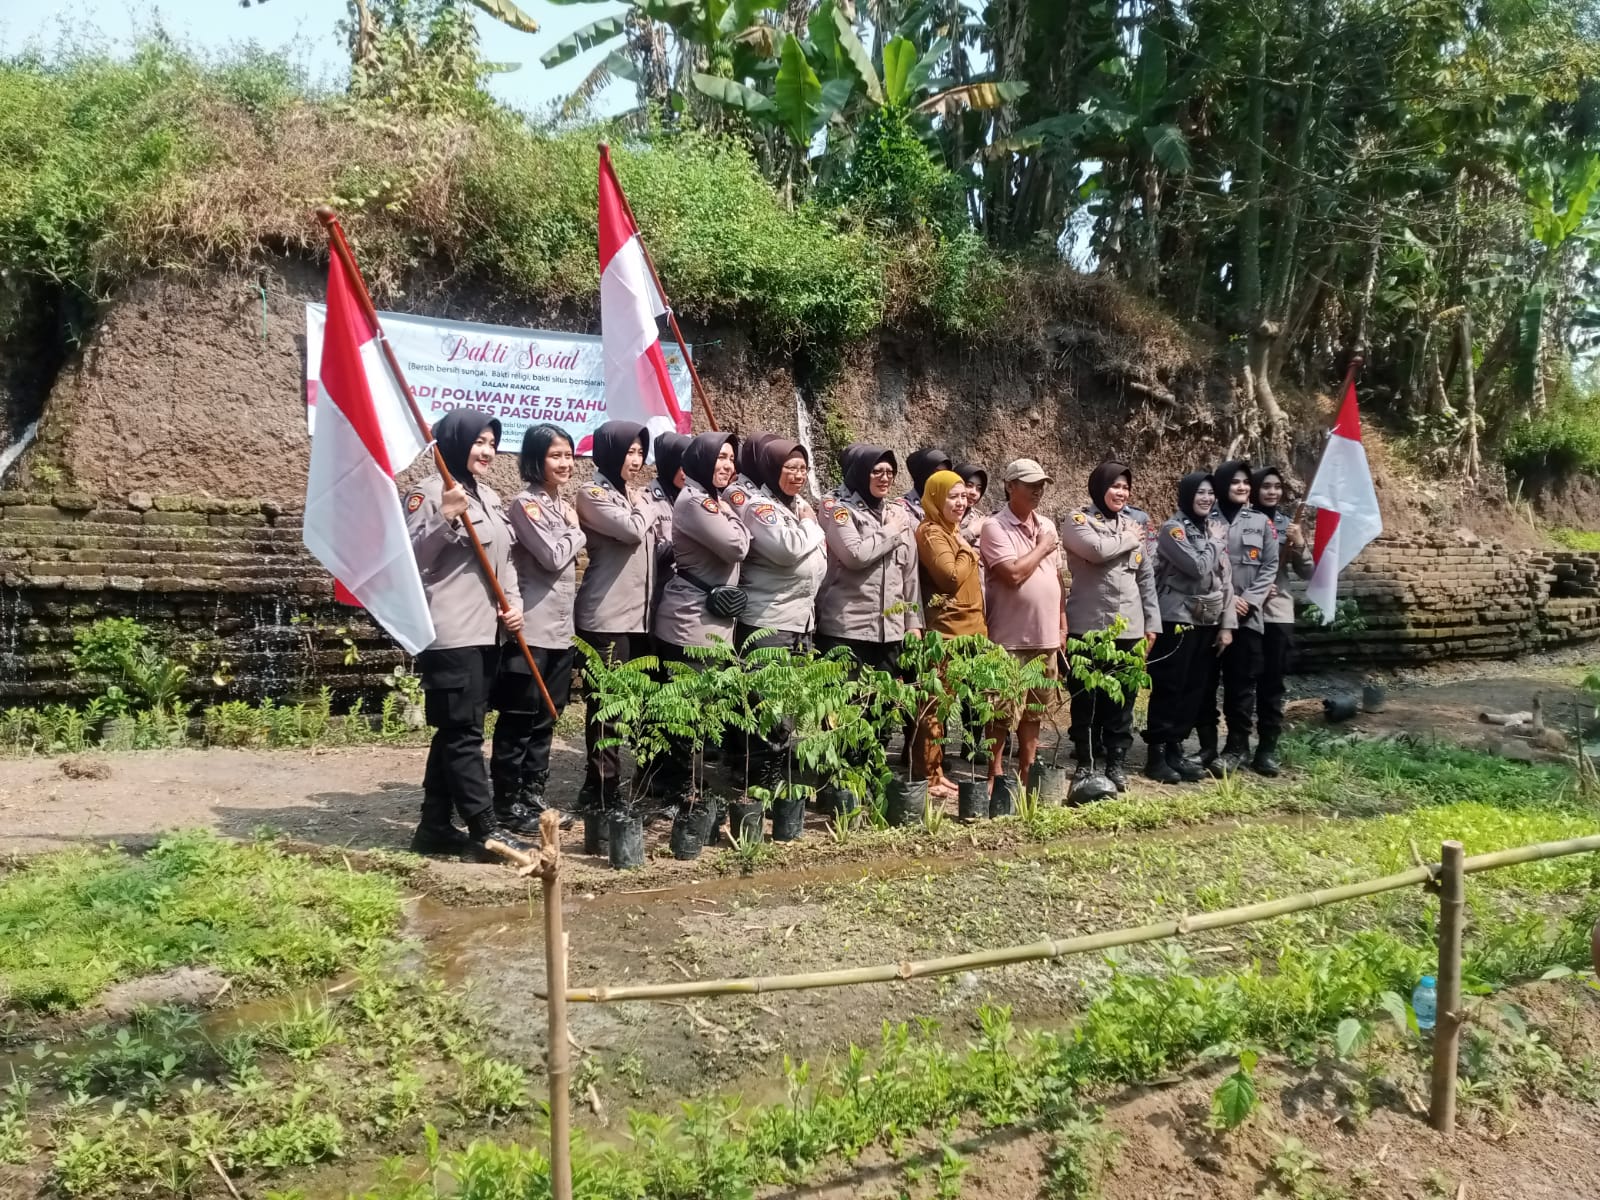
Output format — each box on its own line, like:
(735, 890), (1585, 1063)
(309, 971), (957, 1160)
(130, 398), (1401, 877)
(728, 488), (748, 507)
(1071, 511), (1088, 525)
(406, 492), (424, 514)
(701, 497), (720, 514)
(522, 499), (542, 521)
(832, 507), (850, 525)
(752, 503), (778, 526)
(1169, 525), (1186, 541)
(587, 486), (606, 499)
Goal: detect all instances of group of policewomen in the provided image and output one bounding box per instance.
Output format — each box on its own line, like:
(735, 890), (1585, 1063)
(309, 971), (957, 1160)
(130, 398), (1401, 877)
(400, 405), (1312, 860)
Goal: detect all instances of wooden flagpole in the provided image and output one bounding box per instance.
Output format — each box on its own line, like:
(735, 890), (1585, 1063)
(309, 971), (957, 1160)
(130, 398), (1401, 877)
(597, 142), (721, 434)
(314, 207), (558, 723)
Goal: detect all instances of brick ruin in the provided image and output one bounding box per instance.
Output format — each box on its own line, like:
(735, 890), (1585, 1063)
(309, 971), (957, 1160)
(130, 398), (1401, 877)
(2, 491), (1598, 705)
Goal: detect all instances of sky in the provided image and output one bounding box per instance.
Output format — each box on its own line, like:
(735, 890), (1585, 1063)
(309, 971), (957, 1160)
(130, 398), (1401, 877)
(0, 0), (629, 117)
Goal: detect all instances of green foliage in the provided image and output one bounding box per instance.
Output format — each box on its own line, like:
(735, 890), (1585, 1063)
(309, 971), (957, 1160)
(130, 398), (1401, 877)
(1506, 382), (1600, 478)
(1208, 1050), (1261, 1131)
(0, 831), (401, 1011)
(823, 105), (967, 236)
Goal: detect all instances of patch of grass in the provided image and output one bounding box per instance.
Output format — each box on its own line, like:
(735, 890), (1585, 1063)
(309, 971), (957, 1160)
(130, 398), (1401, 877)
(1549, 527), (1600, 551)
(0, 831), (402, 1011)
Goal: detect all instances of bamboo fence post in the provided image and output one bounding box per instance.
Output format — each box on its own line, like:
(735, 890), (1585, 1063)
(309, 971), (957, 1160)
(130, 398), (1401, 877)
(539, 809), (573, 1200)
(1431, 839), (1465, 1134)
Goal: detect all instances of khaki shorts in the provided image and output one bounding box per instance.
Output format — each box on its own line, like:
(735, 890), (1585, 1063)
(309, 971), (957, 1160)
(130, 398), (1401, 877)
(994, 648), (1060, 729)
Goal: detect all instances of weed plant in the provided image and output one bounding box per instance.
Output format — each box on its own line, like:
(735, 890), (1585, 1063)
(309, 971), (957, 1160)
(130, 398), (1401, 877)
(0, 831), (401, 1011)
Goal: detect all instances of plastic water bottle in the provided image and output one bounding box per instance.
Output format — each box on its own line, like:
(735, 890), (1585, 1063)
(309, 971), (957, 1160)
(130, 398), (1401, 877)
(1413, 975), (1437, 1033)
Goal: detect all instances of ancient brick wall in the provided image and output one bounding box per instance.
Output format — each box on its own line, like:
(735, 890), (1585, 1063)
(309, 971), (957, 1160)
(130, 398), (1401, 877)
(3, 493), (1599, 704)
(0, 491), (397, 704)
(1291, 534), (1600, 668)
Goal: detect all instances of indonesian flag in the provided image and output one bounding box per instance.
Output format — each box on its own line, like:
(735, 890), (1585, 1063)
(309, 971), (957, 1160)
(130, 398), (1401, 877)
(1304, 375), (1383, 623)
(302, 251), (436, 654)
(599, 145), (691, 444)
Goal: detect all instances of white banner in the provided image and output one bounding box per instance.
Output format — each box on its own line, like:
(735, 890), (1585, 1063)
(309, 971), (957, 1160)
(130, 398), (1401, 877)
(304, 305), (691, 456)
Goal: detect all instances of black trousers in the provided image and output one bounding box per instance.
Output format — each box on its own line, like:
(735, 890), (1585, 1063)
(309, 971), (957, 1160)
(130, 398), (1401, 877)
(815, 633), (903, 674)
(1068, 636), (1141, 761)
(417, 644), (497, 835)
(1144, 624), (1217, 745)
(488, 642), (575, 807)
(734, 625), (812, 788)
(1198, 626), (1265, 748)
(576, 629), (641, 804)
(1257, 622), (1293, 746)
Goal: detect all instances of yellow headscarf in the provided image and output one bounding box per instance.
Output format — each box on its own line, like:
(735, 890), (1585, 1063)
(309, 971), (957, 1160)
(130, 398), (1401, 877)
(922, 470), (966, 531)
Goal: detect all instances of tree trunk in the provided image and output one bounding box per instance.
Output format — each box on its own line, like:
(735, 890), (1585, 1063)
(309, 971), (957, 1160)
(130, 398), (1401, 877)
(1235, 27), (1267, 323)
(1460, 311), (1480, 482)
(1350, 227), (1381, 356)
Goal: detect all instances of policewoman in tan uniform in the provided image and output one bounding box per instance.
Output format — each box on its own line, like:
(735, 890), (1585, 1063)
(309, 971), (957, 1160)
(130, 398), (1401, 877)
(725, 431), (778, 522)
(1059, 461), (1160, 792)
(488, 423), (585, 834)
(1144, 471), (1237, 785)
(654, 430), (750, 799)
(736, 438), (828, 787)
(1196, 459), (1280, 776)
(1249, 465), (1312, 776)
(815, 443), (921, 668)
(574, 420), (654, 809)
(403, 407), (526, 859)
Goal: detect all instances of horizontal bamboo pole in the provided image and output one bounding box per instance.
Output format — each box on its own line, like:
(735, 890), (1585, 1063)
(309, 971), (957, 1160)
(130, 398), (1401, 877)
(558, 833), (1600, 1004)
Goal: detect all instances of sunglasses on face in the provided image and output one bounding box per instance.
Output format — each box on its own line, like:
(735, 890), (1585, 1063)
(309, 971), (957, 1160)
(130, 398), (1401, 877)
(868, 466), (896, 479)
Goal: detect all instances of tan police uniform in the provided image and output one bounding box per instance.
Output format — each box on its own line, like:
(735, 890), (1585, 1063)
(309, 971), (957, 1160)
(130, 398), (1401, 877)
(574, 476), (654, 636)
(737, 489), (826, 636)
(654, 479), (752, 649)
(816, 489), (922, 653)
(488, 487), (584, 812)
(404, 474), (518, 839)
(1060, 505), (1160, 638)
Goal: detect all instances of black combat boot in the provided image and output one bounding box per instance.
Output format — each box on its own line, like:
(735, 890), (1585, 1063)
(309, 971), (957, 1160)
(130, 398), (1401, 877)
(1104, 750), (1129, 793)
(462, 818), (535, 864)
(1213, 735), (1249, 776)
(1071, 742), (1094, 787)
(1165, 743), (1207, 783)
(1195, 725), (1220, 775)
(1252, 734), (1282, 777)
(409, 793), (470, 856)
(1144, 741), (1181, 784)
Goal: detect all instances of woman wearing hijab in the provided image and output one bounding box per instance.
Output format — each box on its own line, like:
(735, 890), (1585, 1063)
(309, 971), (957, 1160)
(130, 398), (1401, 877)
(1195, 460), (1279, 775)
(574, 420), (655, 811)
(1144, 471), (1236, 784)
(913, 470), (986, 799)
(642, 431), (690, 616)
(900, 447), (954, 525)
(736, 438), (828, 787)
(654, 431), (752, 798)
(954, 462), (990, 549)
(1058, 462), (1160, 792)
(1250, 466), (1313, 775)
(726, 430), (778, 520)
(401, 407), (526, 859)
(489, 424), (585, 834)
(816, 445), (921, 665)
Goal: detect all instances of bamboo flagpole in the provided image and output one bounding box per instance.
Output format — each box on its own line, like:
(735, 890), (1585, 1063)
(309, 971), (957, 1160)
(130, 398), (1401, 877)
(553, 833), (1600, 1004)
(538, 808), (573, 1200)
(314, 207), (558, 723)
(597, 142), (720, 434)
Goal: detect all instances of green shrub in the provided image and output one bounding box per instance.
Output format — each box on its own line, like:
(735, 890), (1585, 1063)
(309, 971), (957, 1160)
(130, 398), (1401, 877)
(1504, 383), (1600, 478)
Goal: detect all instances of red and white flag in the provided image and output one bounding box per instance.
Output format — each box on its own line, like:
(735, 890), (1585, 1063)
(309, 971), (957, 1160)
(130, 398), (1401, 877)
(303, 251), (436, 654)
(598, 145), (691, 445)
(1304, 375), (1383, 622)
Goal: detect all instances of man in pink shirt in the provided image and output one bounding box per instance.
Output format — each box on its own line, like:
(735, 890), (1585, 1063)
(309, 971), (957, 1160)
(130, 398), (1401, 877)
(979, 458), (1066, 787)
